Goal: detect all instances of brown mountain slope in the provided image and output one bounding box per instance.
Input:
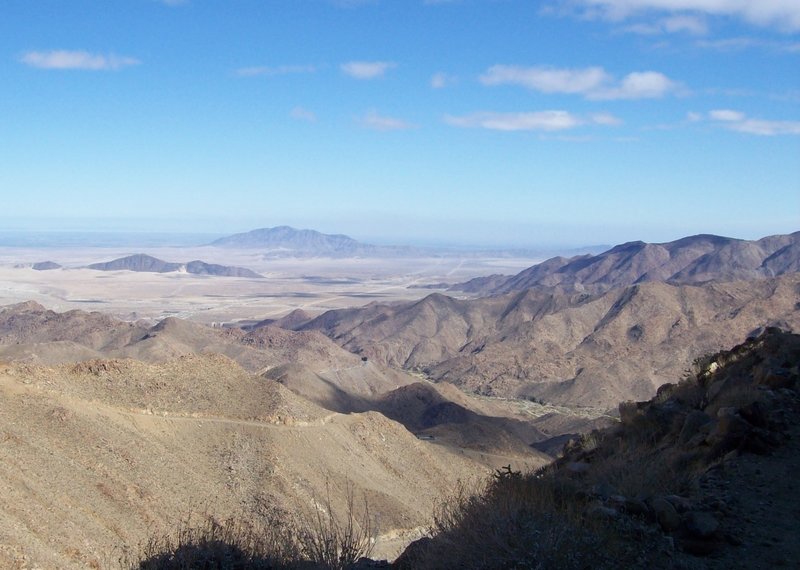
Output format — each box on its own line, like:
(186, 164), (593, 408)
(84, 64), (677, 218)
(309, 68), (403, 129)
(0, 301), (149, 352)
(0, 355), (509, 569)
(299, 274), (800, 408)
(0, 301), (567, 463)
(0, 303), (404, 399)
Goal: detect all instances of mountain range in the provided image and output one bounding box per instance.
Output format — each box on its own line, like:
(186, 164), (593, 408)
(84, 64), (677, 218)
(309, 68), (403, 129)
(207, 225), (602, 259)
(267, 231), (800, 409)
(86, 253), (263, 278)
(451, 231), (800, 295)
(208, 226), (417, 257)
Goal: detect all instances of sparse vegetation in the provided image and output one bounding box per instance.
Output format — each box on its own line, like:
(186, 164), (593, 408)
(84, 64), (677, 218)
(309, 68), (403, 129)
(126, 484), (376, 570)
(300, 483), (375, 570)
(123, 515), (299, 569)
(404, 464), (644, 569)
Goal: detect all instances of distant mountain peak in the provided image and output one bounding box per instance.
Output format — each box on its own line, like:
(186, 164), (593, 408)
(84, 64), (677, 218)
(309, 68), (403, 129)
(86, 254), (262, 278)
(209, 226), (385, 257)
(211, 226), (359, 248)
(450, 230), (800, 296)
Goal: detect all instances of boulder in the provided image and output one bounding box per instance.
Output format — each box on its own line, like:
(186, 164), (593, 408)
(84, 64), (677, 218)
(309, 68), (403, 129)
(679, 410), (713, 445)
(684, 511), (719, 539)
(651, 497), (681, 532)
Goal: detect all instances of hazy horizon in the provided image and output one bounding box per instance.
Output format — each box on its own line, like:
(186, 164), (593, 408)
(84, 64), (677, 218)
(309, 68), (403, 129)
(0, 217), (796, 252)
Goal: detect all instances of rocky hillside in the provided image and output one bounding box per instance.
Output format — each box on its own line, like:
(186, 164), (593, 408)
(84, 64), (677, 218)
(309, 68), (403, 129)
(451, 231), (800, 296)
(397, 328), (800, 569)
(294, 274), (800, 408)
(0, 353), (498, 569)
(10, 301), (576, 464)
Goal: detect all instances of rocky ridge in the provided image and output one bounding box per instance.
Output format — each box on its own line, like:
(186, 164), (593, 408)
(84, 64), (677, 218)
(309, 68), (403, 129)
(293, 273), (800, 408)
(450, 231), (800, 296)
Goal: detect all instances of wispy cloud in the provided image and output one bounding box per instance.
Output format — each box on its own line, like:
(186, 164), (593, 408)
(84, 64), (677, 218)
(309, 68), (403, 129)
(567, 0), (800, 32)
(590, 112), (623, 125)
(696, 37), (800, 52)
(481, 65), (608, 94)
(709, 109), (745, 122)
(592, 71), (680, 100)
(480, 65), (681, 100)
(290, 107), (317, 122)
(443, 110), (621, 131)
(341, 61), (395, 79)
(236, 65), (317, 77)
(431, 72), (457, 89)
(623, 14), (708, 35)
(707, 109), (800, 135)
(359, 110), (416, 131)
(20, 50), (140, 71)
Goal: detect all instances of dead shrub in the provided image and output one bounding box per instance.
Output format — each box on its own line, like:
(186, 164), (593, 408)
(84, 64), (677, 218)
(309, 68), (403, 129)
(125, 483), (375, 570)
(124, 514), (301, 569)
(299, 482), (376, 570)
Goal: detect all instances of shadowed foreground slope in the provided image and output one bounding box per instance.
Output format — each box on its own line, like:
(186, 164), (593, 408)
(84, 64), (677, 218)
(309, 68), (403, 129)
(397, 328), (800, 569)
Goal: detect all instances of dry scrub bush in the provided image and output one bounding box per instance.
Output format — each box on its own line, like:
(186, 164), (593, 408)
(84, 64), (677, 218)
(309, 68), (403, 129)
(416, 467), (631, 570)
(299, 482), (376, 570)
(127, 484), (376, 570)
(124, 515), (301, 569)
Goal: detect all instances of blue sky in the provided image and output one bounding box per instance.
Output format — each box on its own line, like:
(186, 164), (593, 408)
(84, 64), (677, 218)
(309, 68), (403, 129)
(1, 0), (799, 247)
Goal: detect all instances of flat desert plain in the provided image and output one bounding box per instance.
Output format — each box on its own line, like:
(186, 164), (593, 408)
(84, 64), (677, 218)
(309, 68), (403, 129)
(0, 245), (542, 324)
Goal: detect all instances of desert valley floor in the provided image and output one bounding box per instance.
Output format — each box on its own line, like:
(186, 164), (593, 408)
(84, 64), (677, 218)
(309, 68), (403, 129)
(0, 245), (540, 324)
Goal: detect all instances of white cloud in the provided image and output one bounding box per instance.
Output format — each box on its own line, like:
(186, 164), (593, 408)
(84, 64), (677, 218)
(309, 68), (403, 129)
(662, 14), (708, 33)
(591, 71), (679, 100)
(590, 112), (624, 125)
(341, 61), (395, 79)
(481, 65), (609, 94)
(359, 110), (415, 131)
(708, 109), (800, 135)
(686, 111), (703, 122)
(572, 0), (800, 32)
(236, 65), (317, 77)
(624, 14), (707, 34)
(443, 110), (621, 131)
(431, 72), (457, 89)
(696, 37), (800, 52)
(290, 107), (317, 122)
(480, 65), (680, 100)
(709, 109), (745, 121)
(20, 50), (140, 71)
